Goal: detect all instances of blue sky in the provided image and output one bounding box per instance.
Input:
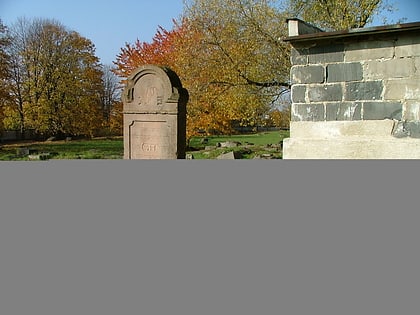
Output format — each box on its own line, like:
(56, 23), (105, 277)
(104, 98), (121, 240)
(1, 0), (419, 65)
(1, 0), (184, 65)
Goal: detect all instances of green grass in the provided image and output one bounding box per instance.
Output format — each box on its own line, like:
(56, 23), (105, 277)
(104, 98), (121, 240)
(0, 130), (290, 160)
(187, 130), (289, 159)
(0, 137), (124, 161)
(188, 130), (286, 148)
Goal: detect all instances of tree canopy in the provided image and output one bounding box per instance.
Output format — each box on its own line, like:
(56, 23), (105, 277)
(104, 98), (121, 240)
(115, 1), (292, 138)
(286, 0), (393, 30)
(3, 18), (111, 138)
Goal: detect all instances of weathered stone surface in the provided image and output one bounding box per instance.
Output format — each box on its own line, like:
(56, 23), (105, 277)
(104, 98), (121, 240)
(308, 44), (344, 64)
(287, 19), (323, 37)
(392, 121), (420, 138)
(292, 104), (325, 121)
(219, 141), (241, 148)
(365, 58), (414, 79)
(283, 137), (420, 159)
(403, 101), (420, 121)
(308, 84), (343, 102)
(327, 62), (363, 82)
(345, 81), (383, 101)
(363, 101), (402, 120)
(345, 40), (395, 61)
(395, 34), (420, 57)
(291, 65), (324, 84)
(123, 65), (188, 159)
(384, 79), (420, 100)
(325, 102), (361, 121)
(392, 121), (409, 138)
(291, 85), (306, 103)
(216, 151), (241, 159)
(289, 120), (396, 139)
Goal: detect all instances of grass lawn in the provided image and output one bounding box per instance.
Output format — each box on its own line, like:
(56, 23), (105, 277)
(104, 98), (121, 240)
(0, 137), (124, 161)
(187, 130), (289, 159)
(0, 130), (289, 160)
(188, 130), (286, 147)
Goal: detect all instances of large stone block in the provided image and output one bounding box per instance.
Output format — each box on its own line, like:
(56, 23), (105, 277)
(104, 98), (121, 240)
(327, 62), (363, 82)
(291, 85), (306, 103)
(283, 137), (420, 159)
(291, 65), (324, 84)
(308, 84), (343, 102)
(292, 104), (325, 121)
(284, 120), (420, 158)
(345, 40), (395, 61)
(362, 101), (402, 120)
(345, 81), (383, 101)
(308, 44), (344, 64)
(384, 79), (420, 100)
(365, 58), (414, 79)
(395, 34), (420, 57)
(289, 120), (396, 139)
(325, 102), (361, 121)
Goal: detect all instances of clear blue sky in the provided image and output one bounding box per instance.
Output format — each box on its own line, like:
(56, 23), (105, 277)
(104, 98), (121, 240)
(1, 0), (184, 65)
(1, 0), (419, 65)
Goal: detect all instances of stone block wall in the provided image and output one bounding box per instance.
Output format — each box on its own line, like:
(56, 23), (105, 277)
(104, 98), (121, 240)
(283, 20), (420, 158)
(290, 33), (420, 132)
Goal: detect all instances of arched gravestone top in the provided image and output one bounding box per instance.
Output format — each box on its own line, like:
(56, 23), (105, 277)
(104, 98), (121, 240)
(122, 65), (188, 159)
(123, 65), (187, 114)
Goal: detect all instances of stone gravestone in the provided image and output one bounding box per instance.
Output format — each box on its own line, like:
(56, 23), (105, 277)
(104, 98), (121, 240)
(123, 65), (188, 159)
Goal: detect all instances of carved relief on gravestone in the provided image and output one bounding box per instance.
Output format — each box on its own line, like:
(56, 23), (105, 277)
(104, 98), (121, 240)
(123, 65), (188, 159)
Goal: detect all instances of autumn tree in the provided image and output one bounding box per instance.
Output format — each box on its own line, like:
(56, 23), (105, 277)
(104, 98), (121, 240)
(285, 0), (395, 30)
(114, 19), (199, 138)
(114, 21), (188, 78)
(181, 0), (291, 135)
(5, 18), (104, 138)
(115, 2), (291, 138)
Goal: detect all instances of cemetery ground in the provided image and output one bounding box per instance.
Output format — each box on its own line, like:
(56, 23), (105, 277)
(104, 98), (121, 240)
(0, 130), (289, 160)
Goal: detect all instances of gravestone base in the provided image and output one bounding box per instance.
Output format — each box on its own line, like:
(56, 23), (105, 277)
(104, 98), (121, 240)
(124, 114), (184, 160)
(283, 120), (420, 159)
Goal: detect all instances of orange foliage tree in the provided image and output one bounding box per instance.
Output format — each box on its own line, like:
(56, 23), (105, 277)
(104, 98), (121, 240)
(114, 1), (294, 141)
(114, 18), (278, 142)
(113, 19), (208, 141)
